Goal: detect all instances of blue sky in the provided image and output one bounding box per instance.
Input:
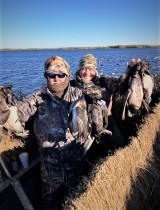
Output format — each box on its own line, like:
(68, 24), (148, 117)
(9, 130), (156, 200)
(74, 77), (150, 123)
(0, 0), (159, 49)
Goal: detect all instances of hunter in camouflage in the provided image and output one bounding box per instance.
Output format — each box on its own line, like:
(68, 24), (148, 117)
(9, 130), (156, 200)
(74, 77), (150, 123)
(70, 54), (126, 149)
(16, 56), (91, 210)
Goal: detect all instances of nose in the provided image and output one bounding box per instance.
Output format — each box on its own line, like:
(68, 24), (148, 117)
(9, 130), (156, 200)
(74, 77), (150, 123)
(85, 69), (90, 74)
(54, 75), (59, 81)
(84, 69), (91, 74)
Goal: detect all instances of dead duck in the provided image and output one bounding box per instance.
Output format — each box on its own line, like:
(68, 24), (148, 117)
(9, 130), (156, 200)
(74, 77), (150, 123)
(3, 106), (29, 137)
(120, 61), (154, 120)
(83, 86), (112, 140)
(122, 70), (144, 119)
(136, 61), (154, 106)
(0, 87), (11, 125)
(68, 89), (111, 153)
(0, 85), (29, 138)
(69, 86), (112, 145)
(68, 95), (94, 153)
(69, 95), (89, 141)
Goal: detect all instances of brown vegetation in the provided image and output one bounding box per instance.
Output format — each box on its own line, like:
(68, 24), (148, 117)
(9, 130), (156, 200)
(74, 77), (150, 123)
(64, 103), (160, 210)
(0, 130), (24, 165)
(0, 131), (24, 154)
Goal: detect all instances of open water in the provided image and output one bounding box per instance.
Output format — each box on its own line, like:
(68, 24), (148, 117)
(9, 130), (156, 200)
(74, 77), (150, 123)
(0, 48), (160, 95)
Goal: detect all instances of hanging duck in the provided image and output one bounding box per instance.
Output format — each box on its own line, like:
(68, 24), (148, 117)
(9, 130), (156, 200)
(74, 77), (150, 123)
(83, 85), (112, 141)
(68, 85), (112, 149)
(0, 85), (29, 138)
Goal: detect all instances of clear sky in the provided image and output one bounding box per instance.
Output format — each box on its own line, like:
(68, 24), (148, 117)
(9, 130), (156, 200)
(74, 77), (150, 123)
(0, 0), (159, 49)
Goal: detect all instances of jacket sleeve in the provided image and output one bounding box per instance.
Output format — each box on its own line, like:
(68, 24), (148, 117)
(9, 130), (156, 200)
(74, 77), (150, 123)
(16, 92), (39, 123)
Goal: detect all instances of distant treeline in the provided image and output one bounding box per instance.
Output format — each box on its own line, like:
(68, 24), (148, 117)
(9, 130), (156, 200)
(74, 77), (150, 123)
(0, 45), (160, 51)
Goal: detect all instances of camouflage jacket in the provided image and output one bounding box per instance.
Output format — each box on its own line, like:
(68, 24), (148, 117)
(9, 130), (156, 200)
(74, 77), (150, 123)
(17, 84), (89, 169)
(70, 72), (119, 106)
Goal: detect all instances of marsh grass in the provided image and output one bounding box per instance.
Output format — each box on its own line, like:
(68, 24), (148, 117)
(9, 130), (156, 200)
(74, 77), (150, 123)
(64, 104), (160, 210)
(0, 131), (24, 154)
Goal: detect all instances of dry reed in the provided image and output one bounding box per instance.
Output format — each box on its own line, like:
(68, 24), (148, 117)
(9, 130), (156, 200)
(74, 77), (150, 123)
(65, 103), (160, 210)
(0, 131), (24, 154)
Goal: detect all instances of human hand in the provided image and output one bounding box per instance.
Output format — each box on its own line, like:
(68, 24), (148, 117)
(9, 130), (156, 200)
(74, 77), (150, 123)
(123, 58), (142, 77)
(118, 58), (141, 92)
(127, 58), (141, 69)
(15, 128), (29, 138)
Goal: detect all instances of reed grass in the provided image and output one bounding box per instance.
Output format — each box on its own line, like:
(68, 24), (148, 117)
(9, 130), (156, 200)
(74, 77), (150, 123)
(0, 131), (24, 154)
(65, 104), (160, 210)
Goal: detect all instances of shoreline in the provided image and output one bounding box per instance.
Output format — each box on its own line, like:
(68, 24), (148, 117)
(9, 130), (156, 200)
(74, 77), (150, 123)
(0, 45), (160, 51)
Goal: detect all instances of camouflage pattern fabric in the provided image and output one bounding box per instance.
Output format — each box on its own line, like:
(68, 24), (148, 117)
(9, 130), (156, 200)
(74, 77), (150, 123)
(44, 55), (71, 77)
(16, 84), (93, 205)
(42, 161), (89, 209)
(78, 54), (97, 72)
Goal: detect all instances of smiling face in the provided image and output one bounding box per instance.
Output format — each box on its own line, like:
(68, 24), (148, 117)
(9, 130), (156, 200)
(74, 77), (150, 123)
(79, 67), (96, 82)
(78, 54), (97, 82)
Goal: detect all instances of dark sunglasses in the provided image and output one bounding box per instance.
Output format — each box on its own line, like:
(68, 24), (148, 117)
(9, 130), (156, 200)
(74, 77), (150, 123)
(47, 73), (66, 79)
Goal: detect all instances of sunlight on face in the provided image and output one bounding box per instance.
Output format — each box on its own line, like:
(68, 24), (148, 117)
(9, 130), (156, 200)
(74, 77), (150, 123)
(79, 68), (95, 82)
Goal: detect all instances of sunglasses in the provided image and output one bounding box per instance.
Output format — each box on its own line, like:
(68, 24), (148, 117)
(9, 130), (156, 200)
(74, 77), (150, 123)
(47, 73), (66, 79)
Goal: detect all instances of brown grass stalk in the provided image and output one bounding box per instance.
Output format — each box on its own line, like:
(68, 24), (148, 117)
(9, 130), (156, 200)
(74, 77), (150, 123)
(0, 131), (24, 154)
(67, 104), (160, 210)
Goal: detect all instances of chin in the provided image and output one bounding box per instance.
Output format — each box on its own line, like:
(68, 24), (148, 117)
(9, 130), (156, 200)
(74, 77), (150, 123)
(82, 77), (92, 82)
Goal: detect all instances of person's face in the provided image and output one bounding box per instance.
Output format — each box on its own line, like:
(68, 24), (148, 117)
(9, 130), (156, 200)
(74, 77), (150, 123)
(47, 70), (67, 84)
(79, 68), (95, 82)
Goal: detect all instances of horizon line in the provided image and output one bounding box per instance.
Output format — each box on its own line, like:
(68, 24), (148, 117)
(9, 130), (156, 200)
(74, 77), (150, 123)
(0, 44), (160, 51)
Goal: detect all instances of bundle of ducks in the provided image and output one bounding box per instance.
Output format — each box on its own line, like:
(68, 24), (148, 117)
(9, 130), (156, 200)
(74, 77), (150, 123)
(111, 61), (160, 140)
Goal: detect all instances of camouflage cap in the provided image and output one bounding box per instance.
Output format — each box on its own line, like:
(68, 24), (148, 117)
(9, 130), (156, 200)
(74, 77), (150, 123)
(44, 56), (71, 77)
(79, 54), (97, 71)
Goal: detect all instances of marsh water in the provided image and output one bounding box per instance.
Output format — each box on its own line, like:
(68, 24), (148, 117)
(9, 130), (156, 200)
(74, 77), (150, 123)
(0, 48), (160, 95)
